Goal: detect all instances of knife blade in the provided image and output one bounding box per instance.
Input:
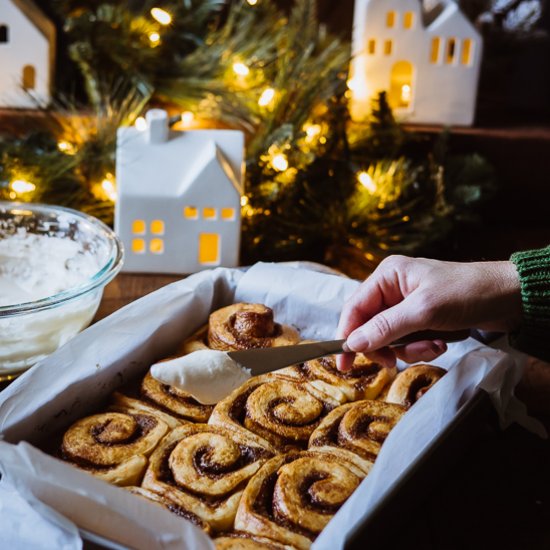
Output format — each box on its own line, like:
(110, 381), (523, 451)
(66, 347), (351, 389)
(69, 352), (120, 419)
(227, 329), (469, 376)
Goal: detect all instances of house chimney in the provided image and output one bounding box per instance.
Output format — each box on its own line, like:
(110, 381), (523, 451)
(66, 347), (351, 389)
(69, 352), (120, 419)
(146, 109), (169, 144)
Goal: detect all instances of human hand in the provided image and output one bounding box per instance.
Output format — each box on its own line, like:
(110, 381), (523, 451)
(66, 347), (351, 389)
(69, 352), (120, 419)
(336, 255), (522, 371)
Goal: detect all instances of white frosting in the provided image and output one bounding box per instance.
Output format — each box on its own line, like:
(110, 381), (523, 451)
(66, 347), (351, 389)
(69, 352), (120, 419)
(150, 350), (252, 404)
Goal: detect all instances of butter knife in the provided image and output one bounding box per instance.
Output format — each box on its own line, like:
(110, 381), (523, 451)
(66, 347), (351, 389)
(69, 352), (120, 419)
(227, 330), (469, 376)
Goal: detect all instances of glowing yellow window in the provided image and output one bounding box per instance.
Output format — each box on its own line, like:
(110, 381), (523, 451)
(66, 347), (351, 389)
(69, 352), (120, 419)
(221, 208), (235, 220)
(461, 39), (473, 65)
(150, 238), (164, 254)
(386, 11), (396, 28)
(384, 40), (393, 56)
(199, 233), (220, 264)
(404, 12), (414, 29)
(430, 37), (441, 64)
(132, 238), (145, 254)
(203, 207), (217, 220)
(150, 220), (164, 235)
(132, 219), (146, 234)
(368, 39), (376, 55)
(446, 38), (456, 64)
(184, 206), (198, 219)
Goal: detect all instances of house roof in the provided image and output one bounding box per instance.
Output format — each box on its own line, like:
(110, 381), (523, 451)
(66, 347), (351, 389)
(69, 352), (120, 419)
(11, 0), (56, 42)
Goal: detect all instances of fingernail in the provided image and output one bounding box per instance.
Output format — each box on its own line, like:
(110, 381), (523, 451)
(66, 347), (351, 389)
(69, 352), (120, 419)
(347, 330), (368, 351)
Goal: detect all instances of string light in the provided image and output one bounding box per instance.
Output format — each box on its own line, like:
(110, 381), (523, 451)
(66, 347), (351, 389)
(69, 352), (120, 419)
(241, 196), (249, 206)
(100, 173), (117, 202)
(135, 116), (147, 131)
(148, 32), (161, 45)
(232, 62), (250, 76)
(10, 179), (36, 194)
(303, 123), (321, 142)
(181, 111), (195, 126)
(357, 171), (376, 193)
(150, 7), (172, 25)
(258, 88), (275, 107)
(271, 153), (289, 172)
(247, 0), (258, 4)
(57, 140), (76, 154)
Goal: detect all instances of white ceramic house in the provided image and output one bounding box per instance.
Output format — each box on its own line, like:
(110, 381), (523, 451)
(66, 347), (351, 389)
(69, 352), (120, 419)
(0, 0), (55, 108)
(115, 110), (245, 274)
(350, 0), (482, 125)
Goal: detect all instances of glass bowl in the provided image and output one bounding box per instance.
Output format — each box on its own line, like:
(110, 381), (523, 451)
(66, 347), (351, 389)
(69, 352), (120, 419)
(0, 202), (124, 380)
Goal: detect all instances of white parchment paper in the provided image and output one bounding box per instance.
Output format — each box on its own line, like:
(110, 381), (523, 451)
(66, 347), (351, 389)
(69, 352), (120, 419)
(0, 262), (535, 549)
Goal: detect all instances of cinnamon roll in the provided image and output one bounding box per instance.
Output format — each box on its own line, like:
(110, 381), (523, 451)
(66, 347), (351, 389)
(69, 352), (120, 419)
(215, 532), (295, 549)
(234, 451), (361, 550)
(385, 364), (446, 408)
(125, 486), (212, 534)
(141, 423), (274, 532)
(209, 376), (339, 452)
(182, 303), (300, 353)
(308, 400), (405, 475)
(275, 354), (397, 403)
(61, 411), (169, 486)
(110, 392), (183, 430)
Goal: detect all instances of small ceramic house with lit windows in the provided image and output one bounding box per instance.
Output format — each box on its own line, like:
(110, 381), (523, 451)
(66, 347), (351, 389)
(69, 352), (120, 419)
(350, 0), (482, 125)
(0, 0), (55, 108)
(115, 109), (244, 274)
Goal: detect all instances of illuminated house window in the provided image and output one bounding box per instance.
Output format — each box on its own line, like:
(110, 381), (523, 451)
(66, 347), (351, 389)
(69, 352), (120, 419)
(150, 220), (164, 234)
(199, 233), (220, 264)
(430, 37), (441, 64)
(221, 208), (236, 220)
(150, 238), (164, 254)
(386, 11), (396, 28)
(368, 39), (376, 55)
(184, 206), (198, 219)
(0, 25), (8, 43)
(132, 238), (145, 254)
(22, 65), (36, 90)
(203, 207), (217, 220)
(446, 38), (457, 64)
(461, 38), (473, 65)
(132, 219), (146, 234)
(384, 40), (393, 56)
(403, 12), (414, 29)
(389, 61), (414, 110)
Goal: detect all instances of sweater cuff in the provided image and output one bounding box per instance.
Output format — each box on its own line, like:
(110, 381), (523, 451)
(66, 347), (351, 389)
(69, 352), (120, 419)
(510, 246), (550, 360)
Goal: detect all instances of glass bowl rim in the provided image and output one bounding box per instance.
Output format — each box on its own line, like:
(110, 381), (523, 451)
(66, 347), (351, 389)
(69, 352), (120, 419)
(0, 201), (124, 318)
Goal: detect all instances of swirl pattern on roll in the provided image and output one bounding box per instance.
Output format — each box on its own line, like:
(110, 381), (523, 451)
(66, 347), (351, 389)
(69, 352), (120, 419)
(386, 364), (446, 408)
(141, 423), (274, 532)
(276, 354), (397, 403)
(214, 532), (294, 549)
(61, 411), (169, 486)
(308, 400), (405, 474)
(209, 376), (339, 452)
(234, 451), (361, 550)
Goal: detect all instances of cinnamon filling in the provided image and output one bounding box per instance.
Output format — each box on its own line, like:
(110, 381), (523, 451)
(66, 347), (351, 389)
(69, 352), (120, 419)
(405, 375), (434, 407)
(90, 414), (155, 447)
(192, 444), (271, 478)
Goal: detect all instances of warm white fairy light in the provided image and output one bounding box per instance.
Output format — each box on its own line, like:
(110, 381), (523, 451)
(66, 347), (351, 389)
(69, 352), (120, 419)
(135, 116), (147, 131)
(149, 32), (161, 45)
(247, 0), (258, 5)
(150, 7), (172, 25)
(181, 111), (195, 126)
(232, 62), (250, 76)
(241, 196), (249, 206)
(272, 153), (289, 172)
(57, 140), (76, 154)
(304, 123), (321, 142)
(258, 88), (275, 107)
(100, 173), (117, 202)
(357, 171), (376, 193)
(10, 179), (36, 194)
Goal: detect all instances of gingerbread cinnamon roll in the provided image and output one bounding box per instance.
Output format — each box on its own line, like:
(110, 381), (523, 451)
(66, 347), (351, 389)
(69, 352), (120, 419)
(141, 423), (274, 532)
(215, 532), (295, 549)
(235, 451), (361, 550)
(125, 486), (212, 534)
(209, 376), (339, 452)
(276, 354), (397, 403)
(61, 411), (169, 486)
(308, 400), (405, 475)
(182, 303), (300, 354)
(385, 364), (446, 409)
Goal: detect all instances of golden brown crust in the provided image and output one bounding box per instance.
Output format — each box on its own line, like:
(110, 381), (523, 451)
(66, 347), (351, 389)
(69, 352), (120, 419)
(308, 400), (405, 475)
(385, 364), (446, 408)
(209, 377), (339, 452)
(234, 451), (361, 550)
(61, 411), (168, 486)
(141, 423), (274, 532)
(125, 486), (212, 534)
(214, 532), (296, 549)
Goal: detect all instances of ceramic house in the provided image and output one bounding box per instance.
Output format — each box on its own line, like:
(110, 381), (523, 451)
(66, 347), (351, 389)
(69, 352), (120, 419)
(350, 0), (482, 125)
(115, 109), (245, 274)
(0, 0), (55, 108)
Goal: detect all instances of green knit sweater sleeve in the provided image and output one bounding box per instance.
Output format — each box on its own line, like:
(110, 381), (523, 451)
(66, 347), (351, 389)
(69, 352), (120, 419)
(510, 246), (550, 360)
